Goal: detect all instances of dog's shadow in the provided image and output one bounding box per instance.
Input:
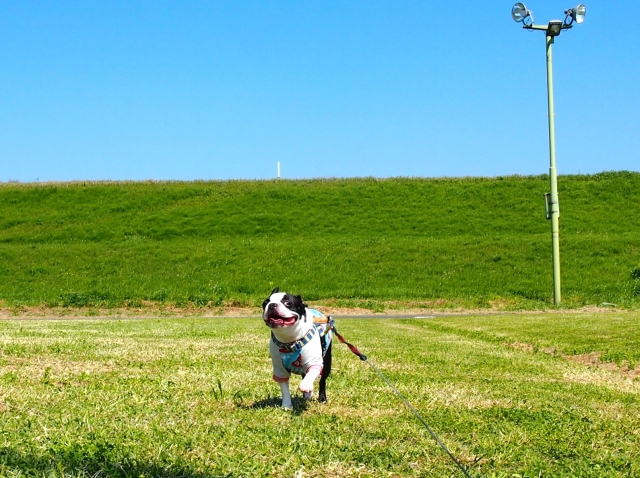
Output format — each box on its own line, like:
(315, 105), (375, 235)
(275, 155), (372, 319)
(242, 396), (312, 415)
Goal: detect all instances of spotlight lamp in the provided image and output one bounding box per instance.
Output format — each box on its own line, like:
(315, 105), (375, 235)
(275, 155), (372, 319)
(511, 3), (534, 25)
(564, 4), (586, 26)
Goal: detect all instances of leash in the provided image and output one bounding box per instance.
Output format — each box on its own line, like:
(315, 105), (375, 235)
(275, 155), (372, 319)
(329, 319), (475, 478)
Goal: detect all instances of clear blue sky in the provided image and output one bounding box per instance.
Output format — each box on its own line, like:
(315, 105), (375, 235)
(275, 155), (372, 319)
(1, 1), (637, 182)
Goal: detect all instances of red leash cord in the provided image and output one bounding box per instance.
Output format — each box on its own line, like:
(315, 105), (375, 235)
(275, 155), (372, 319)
(329, 321), (367, 361)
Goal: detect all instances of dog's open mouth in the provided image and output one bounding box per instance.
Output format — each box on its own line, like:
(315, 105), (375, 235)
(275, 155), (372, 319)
(265, 311), (298, 328)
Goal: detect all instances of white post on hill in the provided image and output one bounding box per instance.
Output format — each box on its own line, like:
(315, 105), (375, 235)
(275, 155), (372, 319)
(277, 162), (281, 180)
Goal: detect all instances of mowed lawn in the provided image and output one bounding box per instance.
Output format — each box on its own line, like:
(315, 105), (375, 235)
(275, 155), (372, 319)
(0, 313), (638, 477)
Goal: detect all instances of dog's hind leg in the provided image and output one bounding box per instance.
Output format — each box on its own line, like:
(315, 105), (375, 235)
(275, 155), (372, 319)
(318, 341), (332, 403)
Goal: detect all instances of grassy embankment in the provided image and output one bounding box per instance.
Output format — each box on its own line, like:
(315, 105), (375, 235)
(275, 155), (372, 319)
(0, 314), (638, 477)
(0, 172), (639, 312)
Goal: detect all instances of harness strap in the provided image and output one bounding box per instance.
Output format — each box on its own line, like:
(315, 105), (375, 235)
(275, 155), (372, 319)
(271, 326), (316, 353)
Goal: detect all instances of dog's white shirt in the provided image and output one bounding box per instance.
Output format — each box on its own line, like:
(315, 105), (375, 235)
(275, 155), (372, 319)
(270, 324), (325, 382)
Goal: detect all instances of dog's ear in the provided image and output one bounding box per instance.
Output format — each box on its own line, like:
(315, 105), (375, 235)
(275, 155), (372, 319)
(295, 294), (308, 309)
(271, 287), (279, 294)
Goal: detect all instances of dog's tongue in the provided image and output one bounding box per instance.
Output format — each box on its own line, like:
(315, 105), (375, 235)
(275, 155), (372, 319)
(267, 310), (296, 326)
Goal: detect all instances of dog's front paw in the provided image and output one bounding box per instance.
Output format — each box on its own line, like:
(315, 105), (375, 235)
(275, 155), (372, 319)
(299, 380), (314, 394)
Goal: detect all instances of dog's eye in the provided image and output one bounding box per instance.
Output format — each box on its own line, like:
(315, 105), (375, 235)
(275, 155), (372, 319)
(283, 300), (291, 308)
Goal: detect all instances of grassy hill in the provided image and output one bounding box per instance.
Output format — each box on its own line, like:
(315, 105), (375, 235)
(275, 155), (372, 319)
(0, 171), (638, 310)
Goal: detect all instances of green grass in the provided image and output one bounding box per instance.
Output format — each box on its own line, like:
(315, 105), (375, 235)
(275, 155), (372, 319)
(0, 313), (638, 477)
(1, 172), (639, 310)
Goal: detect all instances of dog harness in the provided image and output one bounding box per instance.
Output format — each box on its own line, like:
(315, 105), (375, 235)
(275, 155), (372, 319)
(271, 309), (333, 383)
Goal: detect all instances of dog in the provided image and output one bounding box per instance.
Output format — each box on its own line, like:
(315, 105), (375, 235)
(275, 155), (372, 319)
(262, 287), (333, 409)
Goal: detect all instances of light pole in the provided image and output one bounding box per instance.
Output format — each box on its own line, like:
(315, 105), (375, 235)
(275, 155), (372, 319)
(511, 3), (586, 306)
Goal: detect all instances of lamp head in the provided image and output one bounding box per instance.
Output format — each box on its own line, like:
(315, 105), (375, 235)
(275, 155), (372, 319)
(564, 4), (586, 26)
(547, 20), (564, 37)
(512, 3), (534, 26)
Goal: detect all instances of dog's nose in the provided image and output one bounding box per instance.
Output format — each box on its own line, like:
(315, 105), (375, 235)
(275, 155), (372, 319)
(266, 302), (277, 312)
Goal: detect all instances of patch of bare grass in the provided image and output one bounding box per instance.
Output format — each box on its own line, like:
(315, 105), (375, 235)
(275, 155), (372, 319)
(505, 342), (535, 353)
(0, 357), (117, 379)
(504, 342), (640, 381)
(564, 353), (640, 381)
(0, 304), (262, 319)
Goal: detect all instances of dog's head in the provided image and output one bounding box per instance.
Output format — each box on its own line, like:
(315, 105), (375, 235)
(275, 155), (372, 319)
(262, 287), (308, 329)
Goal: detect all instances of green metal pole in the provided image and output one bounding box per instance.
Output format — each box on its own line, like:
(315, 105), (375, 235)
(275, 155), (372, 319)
(545, 34), (561, 305)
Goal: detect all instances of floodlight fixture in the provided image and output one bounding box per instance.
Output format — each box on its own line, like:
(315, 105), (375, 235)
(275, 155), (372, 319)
(512, 3), (534, 25)
(564, 4), (586, 25)
(547, 20), (564, 37)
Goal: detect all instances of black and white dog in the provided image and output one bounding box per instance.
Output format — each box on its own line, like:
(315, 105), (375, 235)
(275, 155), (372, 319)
(262, 287), (333, 409)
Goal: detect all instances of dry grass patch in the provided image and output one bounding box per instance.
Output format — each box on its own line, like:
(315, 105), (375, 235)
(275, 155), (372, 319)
(504, 341), (640, 382)
(0, 357), (117, 380)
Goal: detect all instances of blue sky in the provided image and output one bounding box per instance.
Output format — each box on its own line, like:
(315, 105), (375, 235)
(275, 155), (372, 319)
(1, 1), (637, 182)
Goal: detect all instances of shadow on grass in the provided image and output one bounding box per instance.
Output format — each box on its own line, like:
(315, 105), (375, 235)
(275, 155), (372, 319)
(244, 396), (311, 415)
(0, 446), (225, 478)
